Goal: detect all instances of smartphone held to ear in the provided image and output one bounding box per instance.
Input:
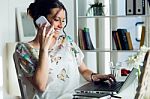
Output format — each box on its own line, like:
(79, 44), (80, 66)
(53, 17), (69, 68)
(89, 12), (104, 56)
(35, 16), (51, 26)
(36, 16), (55, 34)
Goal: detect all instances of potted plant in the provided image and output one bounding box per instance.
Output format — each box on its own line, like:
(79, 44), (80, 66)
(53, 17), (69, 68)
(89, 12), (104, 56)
(86, 1), (105, 16)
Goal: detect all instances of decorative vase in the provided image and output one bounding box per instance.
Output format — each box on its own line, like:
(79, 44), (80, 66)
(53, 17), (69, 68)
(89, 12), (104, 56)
(93, 6), (104, 16)
(86, 2), (105, 16)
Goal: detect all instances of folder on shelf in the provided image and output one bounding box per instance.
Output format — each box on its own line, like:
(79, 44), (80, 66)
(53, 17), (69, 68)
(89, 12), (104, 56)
(126, 32), (133, 50)
(112, 31), (119, 50)
(140, 26), (145, 48)
(78, 28), (85, 50)
(112, 31), (122, 50)
(126, 0), (135, 15)
(117, 29), (129, 50)
(116, 32), (122, 50)
(83, 27), (95, 50)
(135, 0), (145, 15)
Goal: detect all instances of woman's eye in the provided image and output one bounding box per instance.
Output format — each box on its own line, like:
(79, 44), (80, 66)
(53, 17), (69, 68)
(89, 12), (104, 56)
(54, 19), (65, 23)
(54, 19), (59, 21)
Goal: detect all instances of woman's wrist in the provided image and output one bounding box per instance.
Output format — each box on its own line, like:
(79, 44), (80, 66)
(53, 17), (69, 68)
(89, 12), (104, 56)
(40, 48), (49, 53)
(91, 73), (97, 82)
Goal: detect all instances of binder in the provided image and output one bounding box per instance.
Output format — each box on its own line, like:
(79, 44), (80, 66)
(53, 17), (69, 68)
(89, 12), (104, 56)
(140, 26), (145, 48)
(112, 31), (119, 50)
(116, 32), (122, 50)
(135, 0), (145, 15)
(126, 32), (133, 50)
(117, 29), (129, 50)
(126, 0), (135, 15)
(78, 29), (85, 49)
(83, 27), (95, 50)
(126, 0), (145, 15)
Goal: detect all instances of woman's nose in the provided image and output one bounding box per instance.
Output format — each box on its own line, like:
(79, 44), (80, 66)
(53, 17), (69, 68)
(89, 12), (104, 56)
(58, 21), (63, 28)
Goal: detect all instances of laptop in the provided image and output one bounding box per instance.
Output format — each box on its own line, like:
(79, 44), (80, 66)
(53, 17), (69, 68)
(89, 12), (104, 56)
(75, 68), (138, 95)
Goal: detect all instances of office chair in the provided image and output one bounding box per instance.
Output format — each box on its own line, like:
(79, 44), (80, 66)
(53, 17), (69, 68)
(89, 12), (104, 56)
(13, 52), (28, 99)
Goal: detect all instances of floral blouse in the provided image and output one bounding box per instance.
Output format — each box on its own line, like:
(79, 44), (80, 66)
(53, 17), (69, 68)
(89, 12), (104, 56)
(15, 35), (84, 99)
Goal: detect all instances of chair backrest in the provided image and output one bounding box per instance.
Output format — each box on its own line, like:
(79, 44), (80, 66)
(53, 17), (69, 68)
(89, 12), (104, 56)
(13, 52), (28, 99)
(135, 50), (150, 99)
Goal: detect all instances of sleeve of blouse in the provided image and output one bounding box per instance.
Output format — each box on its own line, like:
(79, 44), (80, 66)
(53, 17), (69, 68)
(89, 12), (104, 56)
(67, 36), (84, 66)
(15, 43), (37, 77)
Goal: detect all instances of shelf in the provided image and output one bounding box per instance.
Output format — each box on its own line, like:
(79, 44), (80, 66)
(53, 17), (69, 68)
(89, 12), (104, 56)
(111, 50), (141, 52)
(75, 0), (149, 73)
(78, 15), (150, 19)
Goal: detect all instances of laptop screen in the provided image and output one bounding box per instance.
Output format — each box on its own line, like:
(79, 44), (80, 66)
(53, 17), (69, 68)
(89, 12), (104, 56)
(119, 68), (138, 93)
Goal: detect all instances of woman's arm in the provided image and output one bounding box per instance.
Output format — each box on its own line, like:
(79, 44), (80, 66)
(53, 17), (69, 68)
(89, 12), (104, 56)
(79, 61), (116, 83)
(78, 62), (93, 82)
(27, 24), (58, 92)
(31, 49), (49, 92)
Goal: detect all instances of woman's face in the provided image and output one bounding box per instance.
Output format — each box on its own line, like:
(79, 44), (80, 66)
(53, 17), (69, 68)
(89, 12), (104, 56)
(47, 8), (66, 32)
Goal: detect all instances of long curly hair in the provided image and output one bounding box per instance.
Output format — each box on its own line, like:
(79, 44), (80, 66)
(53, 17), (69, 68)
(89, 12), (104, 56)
(27, 0), (67, 36)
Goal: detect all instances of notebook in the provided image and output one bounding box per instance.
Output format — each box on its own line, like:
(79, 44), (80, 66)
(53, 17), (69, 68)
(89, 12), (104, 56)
(73, 92), (111, 99)
(75, 68), (138, 95)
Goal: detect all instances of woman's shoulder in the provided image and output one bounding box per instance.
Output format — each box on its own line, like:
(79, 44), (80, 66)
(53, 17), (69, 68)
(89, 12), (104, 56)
(16, 42), (26, 50)
(16, 42), (26, 47)
(15, 42), (32, 53)
(65, 35), (74, 43)
(57, 35), (74, 46)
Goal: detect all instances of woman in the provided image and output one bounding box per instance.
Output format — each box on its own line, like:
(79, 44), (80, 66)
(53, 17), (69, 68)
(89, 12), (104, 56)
(14, 0), (115, 98)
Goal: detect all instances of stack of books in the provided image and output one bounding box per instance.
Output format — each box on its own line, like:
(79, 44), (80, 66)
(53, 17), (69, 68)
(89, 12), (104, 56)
(112, 29), (133, 50)
(78, 27), (95, 50)
(112, 27), (145, 50)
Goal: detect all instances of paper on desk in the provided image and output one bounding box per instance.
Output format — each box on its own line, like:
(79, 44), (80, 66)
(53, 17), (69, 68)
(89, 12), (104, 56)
(99, 95), (111, 99)
(111, 97), (122, 99)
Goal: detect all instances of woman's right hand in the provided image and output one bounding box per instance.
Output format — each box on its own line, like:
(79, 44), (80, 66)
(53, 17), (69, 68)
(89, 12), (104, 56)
(38, 23), (58, 51)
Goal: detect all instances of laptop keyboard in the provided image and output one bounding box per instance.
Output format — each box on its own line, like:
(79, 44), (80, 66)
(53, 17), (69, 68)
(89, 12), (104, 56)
(75, 81), (124, 94)
(94, 81), (124, 92)
(110, 82), (124, 91)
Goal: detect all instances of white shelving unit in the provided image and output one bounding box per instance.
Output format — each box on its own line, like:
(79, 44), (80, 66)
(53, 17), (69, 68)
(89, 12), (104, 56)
(74, 0), (150, 74)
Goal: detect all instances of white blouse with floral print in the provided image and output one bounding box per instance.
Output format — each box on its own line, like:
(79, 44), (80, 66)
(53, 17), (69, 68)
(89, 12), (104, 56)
(15, 35), (84, 99)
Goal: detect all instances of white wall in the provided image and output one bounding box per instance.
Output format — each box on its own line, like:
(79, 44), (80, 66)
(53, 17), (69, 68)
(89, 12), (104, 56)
(0, 0), (74, 97)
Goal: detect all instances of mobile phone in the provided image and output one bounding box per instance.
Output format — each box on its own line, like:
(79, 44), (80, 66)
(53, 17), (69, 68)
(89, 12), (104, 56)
(35, 16), (55, 33)
(35, 16), (51, 26)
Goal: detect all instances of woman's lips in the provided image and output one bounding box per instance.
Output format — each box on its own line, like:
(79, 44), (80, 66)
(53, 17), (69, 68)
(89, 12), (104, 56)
(55, 29), (61, 32)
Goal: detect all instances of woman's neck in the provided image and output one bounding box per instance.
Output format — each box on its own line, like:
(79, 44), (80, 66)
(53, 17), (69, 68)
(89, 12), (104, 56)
(28, 38), (40, 49)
